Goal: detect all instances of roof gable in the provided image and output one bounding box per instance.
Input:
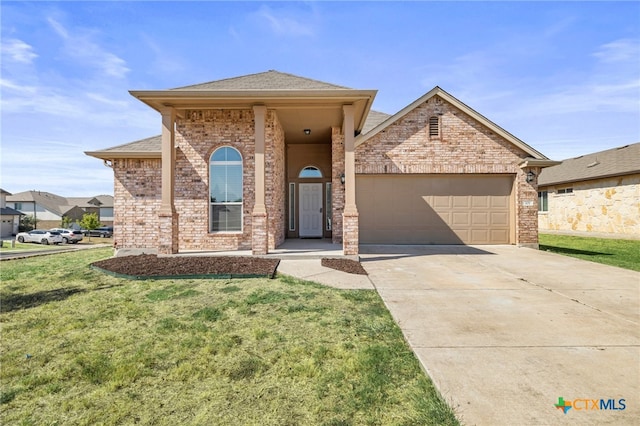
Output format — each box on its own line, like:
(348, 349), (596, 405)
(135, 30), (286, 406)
(357, 86), (548, 160)
(6, 191), (67, 215)
(170, 70), (351, 91)
(539, 142), (640, 186)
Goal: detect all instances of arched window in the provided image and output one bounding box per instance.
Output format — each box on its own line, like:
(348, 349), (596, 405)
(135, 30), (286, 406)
(298, 166), (322, 178)
(210, 147), (243, 232)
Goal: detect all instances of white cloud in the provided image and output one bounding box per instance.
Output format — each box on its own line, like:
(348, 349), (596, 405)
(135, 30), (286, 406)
(47, 17), (130, 79)
(86, 92), (129, 108)
(515, 39), (640, 117)
(47, 17), (70, 39)
(140, 33), (186, 76)
(593, 38), (640, 63)
(254, 5), (315, 37)
(1, 85), (86, 117)
(0, 78), (37, 94)
(1, 39), (38, 64)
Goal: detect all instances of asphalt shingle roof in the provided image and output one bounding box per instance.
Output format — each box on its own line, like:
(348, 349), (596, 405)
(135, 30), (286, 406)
(362, 110), (392, 135)
(6, 191), (113, 216)
(170, 70), (352, 91)
(0, 207), (23, 216)
(97, 135), (162, 153)
(538, 142), (640, 186)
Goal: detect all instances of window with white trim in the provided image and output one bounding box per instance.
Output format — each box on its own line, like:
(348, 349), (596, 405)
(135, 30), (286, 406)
(538, 191), (548, 212)
(326, 183), (332, 231)
(289, 183), (295, 231)
(299, 166), (322, 178)
(209, 147), (243, 232)
(557, 188), (573, 195)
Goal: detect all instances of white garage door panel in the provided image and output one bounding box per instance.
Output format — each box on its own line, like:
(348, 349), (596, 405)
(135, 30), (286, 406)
(357, 175), (513, 245)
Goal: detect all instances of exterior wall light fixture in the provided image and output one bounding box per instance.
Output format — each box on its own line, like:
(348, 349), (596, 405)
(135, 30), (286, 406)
(303, 129), (311, 135)
(526, 171), (536, 183)
(340, 173), (345, 185)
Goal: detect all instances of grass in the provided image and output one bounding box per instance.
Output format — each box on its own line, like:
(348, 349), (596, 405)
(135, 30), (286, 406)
(0, 238), (113, 252)
(0, 248), (458, 426)
(0, 241), (63, 252)
(539, 233), (640, 272)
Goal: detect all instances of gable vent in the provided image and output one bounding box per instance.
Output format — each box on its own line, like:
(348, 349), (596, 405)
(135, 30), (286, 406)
(429, 116), (439, 137)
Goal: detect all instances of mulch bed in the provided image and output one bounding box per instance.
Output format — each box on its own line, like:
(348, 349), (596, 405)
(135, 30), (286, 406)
(321, 258), (368, 275)
(91, 254), (368, 280)
(91, 254), (280, 279)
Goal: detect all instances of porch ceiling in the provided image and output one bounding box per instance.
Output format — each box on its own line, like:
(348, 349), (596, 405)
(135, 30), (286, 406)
(129, 89), (377, 145)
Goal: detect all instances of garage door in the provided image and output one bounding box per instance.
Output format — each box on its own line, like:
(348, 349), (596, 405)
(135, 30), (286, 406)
(356, 174), (513, 244)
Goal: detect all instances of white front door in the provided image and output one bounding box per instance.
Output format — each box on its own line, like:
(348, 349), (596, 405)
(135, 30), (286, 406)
(299, 183), (323, 237)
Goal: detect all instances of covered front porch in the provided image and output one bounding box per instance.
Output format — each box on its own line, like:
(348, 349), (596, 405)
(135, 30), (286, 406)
(129, 84), (376, 256)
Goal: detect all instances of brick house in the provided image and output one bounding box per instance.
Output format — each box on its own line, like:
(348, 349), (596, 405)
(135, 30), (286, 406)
(538, 142), (639, 238)
(86, 70), (557, 255)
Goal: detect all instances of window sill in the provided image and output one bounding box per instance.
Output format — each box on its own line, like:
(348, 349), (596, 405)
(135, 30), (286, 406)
(209, 231), (243, 235)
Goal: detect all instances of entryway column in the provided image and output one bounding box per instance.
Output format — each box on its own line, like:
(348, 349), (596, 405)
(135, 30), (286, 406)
(517, 165), (542, 249)
(158, 106), (179, 254)
(342, 104), (359, 256)
(252, 105), (268, 255)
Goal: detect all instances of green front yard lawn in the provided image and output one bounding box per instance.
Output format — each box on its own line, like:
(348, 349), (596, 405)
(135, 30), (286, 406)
(539, 233), (640, 272)
(0, 238), (112, 252)
(0, 248), (458, 425)
(0, 241), (59, 252)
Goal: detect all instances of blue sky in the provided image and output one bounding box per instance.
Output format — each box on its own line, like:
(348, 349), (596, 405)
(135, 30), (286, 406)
(2, 1), (639, 196)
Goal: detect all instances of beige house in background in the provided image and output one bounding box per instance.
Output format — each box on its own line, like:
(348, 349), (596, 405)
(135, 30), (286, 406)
(538, 142), (640, 238)
(1, 189), (23, 238)
(6, 191), (114, 230)
(86, 70), (557, 256)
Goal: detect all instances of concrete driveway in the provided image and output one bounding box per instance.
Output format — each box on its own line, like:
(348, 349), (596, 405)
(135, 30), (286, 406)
(360, 245), (639, 426)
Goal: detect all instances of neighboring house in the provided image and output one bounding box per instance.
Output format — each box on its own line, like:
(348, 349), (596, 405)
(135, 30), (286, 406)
(6, 191), (114, 230)
(67, 195), (115, 224)
(538, 143), (640, 238)
(86, 70), (557, 256)
(0, 189), (23, 238)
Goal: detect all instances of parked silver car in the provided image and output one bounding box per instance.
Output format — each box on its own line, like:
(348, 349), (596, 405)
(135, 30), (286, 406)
(16, 230), (63, 245)
(50, 228), (84, 244)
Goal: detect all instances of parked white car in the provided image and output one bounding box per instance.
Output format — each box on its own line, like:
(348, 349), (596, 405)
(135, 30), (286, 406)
(50, 228), (84, 244)
(16, 230), (63, 245)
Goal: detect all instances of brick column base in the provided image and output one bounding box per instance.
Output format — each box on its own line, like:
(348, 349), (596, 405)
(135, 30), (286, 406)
(252, 212), (268, 255)
(158, 211), (179, 255)
(342, 212), (359, 256)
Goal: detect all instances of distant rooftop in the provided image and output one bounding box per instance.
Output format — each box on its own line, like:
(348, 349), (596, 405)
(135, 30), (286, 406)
(538, 142), (640, 186)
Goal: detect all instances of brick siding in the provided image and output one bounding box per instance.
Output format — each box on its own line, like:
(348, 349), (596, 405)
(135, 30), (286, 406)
(355, 96), (539, 246)
(175, 109), (255, 251)
(331, 127), (345, 244)
(114, 109), (287, 253)
(113, 158), (161, 249)
(113, 96), (541, 251)
(265, 110), (286, 250)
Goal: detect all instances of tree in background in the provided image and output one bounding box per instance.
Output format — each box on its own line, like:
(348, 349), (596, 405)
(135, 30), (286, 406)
(61, 216), (73, 229)
(80, 213), (100, 241)
(19, 215), (36, 232)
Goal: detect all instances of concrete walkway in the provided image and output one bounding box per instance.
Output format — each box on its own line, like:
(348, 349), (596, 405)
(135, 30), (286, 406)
(277, 259), (374, 290)
(359, 245), (639, 426)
